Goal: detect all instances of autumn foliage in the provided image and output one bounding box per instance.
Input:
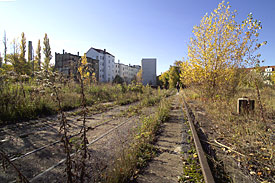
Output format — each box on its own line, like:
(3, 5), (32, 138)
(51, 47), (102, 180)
(180, 1), (266, 98)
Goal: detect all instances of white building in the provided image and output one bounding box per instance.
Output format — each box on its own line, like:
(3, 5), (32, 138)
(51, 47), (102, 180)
(141, 58), (157, 86)
(114, 60), (141, 83)
(263, 66), (275, 77)
(86, 47), (115, 82)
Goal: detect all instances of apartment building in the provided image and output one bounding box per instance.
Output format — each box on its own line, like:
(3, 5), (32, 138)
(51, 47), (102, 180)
(86, 47), (115, 82)
(246, 65), (275, 85)
(263, 66), (275, 77)
(246, 65), (275, 75)
(114, 61), (141, 83)
(54, 50), (99, 81)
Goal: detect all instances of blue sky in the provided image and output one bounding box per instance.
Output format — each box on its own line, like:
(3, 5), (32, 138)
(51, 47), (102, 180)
(0, 0), (274, 75)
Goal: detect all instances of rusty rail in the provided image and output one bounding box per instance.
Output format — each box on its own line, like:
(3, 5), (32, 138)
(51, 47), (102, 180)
(182, 97), (215, 183)
(29, 116), (136, 182)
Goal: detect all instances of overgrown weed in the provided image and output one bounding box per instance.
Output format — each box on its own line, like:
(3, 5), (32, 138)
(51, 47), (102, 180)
(0, 73), (147, 124)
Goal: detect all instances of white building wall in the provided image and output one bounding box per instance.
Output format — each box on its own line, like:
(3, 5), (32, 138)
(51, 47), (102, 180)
(113, 62), (141, 83)
(86, 47), (141, 83)
(114, 63), (119, 78)
(86, 48), (115, 82)
(264, 67), (274, 77)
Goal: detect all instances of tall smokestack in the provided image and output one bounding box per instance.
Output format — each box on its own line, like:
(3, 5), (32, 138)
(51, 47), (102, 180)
(28, 41), (33, 61)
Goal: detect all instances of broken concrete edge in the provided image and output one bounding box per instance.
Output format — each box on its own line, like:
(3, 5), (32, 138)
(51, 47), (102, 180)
(182, 97), (215, 183)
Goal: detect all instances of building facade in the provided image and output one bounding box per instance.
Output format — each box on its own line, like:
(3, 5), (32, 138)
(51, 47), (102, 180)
(114, 61), (141, 83)
(55, 50), (99, 81)
(246, 65), (275, 85)
(263, 66), (275, 77)
(86, 47), (115, 82)
(141, 58), (157, 86)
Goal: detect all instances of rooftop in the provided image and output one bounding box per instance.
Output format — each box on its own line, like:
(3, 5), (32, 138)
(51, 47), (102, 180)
(87, 47), (115, 57)
(246, 65), (275, 71)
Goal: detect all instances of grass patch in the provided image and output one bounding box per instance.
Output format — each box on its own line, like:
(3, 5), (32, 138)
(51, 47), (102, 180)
(178, 122), (204, 183)
(118, 88), (173, 118)
(0, 79), (148, 125)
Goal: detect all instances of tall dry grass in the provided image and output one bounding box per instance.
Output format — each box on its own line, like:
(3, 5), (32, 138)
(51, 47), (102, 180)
(183, 85), (275, 182)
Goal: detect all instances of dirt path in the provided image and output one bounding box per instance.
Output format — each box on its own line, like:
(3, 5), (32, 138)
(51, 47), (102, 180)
(135, 95), (185, 183)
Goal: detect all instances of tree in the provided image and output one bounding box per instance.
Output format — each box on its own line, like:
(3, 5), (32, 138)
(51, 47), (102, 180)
(136, 69), (142, 84)
(35, 39), (41, 70)
(159, 71), (169, 89)
(7, 39), (21, 74)
(19, 32), (26, 64)
(271, 71), (275, 85)
(112, 75), (124, 84)
(19, 32), (32, 75)
(43, 33), (52, 72)
(180, 1), (265, 97)
(0, 53), (2, 68)
(78, 53), (90, 83)
(168, 61), (181, 88)
(3, 30), (7, 64)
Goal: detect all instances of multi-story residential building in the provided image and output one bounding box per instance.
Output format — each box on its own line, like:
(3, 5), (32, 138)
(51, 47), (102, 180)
(129, 65), (141, 82)
(246, 65), (275, 75)
(246, 65), (275, 85)
(86, 47), (115, 82)
(114, 61), (141, 83)
(263, 66), (275, 77)
(55, 50), (99, 81)
(141, 58), (157, 86)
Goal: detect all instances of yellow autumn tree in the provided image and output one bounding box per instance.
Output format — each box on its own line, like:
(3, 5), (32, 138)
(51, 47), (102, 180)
(271, 71), (275, 85)
(180, 1), (266, 98)
(159, 71), (169, 89)
(136, 69), (142, 84)
(78, 53), (90, 84)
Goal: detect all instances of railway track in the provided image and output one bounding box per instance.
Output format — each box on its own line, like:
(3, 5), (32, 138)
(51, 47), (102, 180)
(0, 100), (150, 182)
(182, 96), (215, 183)
(0, 101), (131, 161)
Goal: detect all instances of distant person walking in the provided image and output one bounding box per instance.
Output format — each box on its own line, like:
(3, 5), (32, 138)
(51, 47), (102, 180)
(176, 82), (180, 93)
